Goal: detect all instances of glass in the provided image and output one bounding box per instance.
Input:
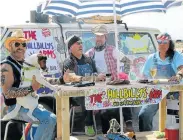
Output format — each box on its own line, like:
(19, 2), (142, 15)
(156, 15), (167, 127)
(150, 65), (157, 80)
(65, 70), (77, 83)
(84, 73), (93, 82)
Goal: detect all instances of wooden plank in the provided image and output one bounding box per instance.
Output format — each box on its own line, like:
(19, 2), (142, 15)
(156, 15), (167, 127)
(56, 95), (62, 140)
(169, 85), (183, 92)
(73, 131), (166, 140)
(62, 96), (70, 140)
(159, 97), (166, 132)
(180, 91), (183, 140)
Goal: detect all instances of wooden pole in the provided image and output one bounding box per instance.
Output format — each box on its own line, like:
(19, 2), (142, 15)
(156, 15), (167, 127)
(61, 96), (70, 140)
(56, 95), (62, 140)
(159, 97), (167, 132)
(179, 91), (183, 140)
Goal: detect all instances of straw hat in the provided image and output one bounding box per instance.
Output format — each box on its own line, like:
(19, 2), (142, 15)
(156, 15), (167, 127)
(4, 29), (31, 51)
(91, 25), (109, 36)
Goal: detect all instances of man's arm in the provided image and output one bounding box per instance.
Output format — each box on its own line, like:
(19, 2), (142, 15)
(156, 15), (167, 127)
(0, 63), (34, 99)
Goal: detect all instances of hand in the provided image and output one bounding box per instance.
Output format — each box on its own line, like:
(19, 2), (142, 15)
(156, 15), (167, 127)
(31, 75), (41, 91)
(97, 73), (106, 81)
(63, 69), (71, 83)
(169, 75), (181, 83)
(63, 69), (81, 83)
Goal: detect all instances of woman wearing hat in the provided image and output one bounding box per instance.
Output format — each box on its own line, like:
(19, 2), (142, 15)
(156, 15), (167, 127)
(138, 33), (183, 131)
(1, 29), (56, 140)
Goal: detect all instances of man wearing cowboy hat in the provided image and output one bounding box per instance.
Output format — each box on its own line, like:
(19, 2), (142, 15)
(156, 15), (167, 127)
(86, 25), (134, 133)
(1, 29), (56, 140)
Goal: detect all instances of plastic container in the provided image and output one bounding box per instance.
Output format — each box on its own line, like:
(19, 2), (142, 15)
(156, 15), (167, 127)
(165, 127), (179, 140)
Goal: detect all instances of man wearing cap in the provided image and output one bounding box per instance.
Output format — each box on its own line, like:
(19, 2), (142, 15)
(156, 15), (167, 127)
(85, 25), (134, 133)
(139, 33), (183, 131)
(1, 29), (56, 140)
(62, 35), (104, 136)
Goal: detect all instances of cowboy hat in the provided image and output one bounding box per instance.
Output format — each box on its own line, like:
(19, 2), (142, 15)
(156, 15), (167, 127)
(91, 25), (108, 36)
(4, 29), (31, 51)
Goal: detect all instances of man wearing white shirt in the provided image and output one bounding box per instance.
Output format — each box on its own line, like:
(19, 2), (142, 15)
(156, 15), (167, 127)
(86, 25), (134, 133)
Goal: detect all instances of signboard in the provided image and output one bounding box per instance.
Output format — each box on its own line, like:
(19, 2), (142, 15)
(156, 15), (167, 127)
(85, 86), (169, 110)
(24, 29), (59, 74)
(23, 29), (61, 94)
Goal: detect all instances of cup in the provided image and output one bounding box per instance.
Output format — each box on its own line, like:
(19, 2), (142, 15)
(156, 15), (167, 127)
(85, 73), (93, 82)
(150, 65), (157, 80)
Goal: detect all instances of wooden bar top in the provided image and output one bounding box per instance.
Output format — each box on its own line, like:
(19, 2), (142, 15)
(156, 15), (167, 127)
(57, 81), (183, 97)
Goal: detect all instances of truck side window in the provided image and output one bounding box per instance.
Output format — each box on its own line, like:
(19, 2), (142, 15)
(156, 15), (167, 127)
(119, 32), (156, 55)
(66, 31), (115, 53)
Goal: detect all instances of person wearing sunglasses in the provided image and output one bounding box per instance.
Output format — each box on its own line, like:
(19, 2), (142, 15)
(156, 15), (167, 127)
(138, 32), (183, 131)
(1, 29), (56, 140)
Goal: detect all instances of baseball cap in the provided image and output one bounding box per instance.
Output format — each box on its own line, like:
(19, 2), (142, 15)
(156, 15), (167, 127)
(91, 25), (108, 36)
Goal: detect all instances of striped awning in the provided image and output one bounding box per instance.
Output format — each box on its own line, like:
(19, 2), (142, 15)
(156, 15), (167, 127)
(40, 0), (183, 18)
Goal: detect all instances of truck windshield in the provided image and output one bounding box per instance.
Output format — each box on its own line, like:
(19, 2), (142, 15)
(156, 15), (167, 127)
(66, 31), (157, 80)
(119, 32), (156, 55)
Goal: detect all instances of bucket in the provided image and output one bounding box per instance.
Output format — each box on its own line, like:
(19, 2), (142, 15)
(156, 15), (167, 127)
(165, 127), (179, 140)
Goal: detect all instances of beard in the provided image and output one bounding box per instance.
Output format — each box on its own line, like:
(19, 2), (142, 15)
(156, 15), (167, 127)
(95, 42), (106, 51)
(11, 49), (25, 61)
(96, 42), (104, 48)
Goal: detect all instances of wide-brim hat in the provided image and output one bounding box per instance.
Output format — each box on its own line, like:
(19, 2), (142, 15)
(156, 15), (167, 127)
(91, 25), (108, 36)
(4, 29), (31, 51)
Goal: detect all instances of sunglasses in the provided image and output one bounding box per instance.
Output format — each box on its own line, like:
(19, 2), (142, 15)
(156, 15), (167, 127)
(14, 42), (27, 48)
(157, 40), (169, 44)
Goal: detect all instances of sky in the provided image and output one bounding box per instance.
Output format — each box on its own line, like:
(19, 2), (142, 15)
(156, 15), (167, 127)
(0, 0), (182, 39)
(122, 6), (183, 39)
(0, 0), (43, 25)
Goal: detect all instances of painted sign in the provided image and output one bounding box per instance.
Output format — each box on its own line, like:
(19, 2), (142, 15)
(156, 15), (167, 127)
(126, 34), (149, 53)
(24, 29), (59, 74)
(23, 29), (61, 94)
(85, 86), (169, 110)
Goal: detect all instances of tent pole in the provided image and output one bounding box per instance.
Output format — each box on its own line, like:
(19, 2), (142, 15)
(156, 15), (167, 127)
(113, 0), (124, 134)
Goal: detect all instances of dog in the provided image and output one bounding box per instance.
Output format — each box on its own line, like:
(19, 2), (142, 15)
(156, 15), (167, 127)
(107, 118), (121, 134)
(2, 53), (59, 121)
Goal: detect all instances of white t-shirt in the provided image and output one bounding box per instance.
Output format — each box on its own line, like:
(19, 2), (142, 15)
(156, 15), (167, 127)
(94, 50), (107, 73)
